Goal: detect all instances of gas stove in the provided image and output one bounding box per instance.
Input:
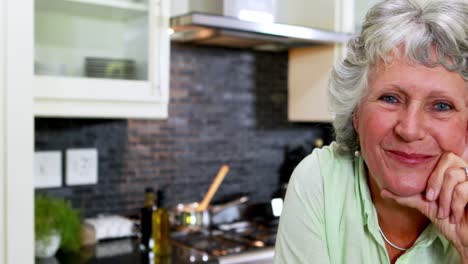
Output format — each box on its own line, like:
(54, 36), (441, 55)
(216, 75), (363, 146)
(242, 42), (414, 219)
(171, 221), (277, 263)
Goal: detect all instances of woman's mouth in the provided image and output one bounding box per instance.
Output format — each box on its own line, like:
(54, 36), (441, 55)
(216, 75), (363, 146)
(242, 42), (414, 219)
(386, 150), (436, 165)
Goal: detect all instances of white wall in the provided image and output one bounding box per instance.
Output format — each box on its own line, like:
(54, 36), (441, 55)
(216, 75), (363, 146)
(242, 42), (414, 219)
(170, 0), (222, 16)
(277, 0), (339, 30)
(354, 0), (379, 32)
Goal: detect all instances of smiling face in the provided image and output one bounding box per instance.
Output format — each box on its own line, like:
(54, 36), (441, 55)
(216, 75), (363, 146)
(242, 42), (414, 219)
(353, 56), (468, 197)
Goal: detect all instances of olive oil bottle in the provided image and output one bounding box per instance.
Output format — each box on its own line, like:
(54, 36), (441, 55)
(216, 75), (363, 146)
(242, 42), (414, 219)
(152, 190), (171, 256)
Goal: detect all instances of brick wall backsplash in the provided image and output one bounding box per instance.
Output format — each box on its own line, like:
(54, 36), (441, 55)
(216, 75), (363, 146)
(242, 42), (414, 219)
(35, 44), (334, 217)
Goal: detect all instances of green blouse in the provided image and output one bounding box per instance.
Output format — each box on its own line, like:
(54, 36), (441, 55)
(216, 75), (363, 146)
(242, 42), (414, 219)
(274, 143), (460, 263)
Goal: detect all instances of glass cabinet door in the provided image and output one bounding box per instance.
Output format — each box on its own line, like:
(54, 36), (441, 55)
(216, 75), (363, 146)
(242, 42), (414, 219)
(34, 0), (170, 119)
(35, 0), (149, 81)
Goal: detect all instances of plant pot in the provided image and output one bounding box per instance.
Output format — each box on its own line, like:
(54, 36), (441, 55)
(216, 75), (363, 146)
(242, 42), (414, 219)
(35, 231), (61, 258)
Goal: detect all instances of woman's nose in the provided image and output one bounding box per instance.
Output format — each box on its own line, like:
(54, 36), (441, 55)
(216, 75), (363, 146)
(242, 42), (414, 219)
(394, 106), (426, 142)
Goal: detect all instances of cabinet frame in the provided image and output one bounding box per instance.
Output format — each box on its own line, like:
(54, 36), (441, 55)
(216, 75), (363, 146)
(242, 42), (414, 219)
(34, 0), (170, 119)
(2, 0), (34, 263)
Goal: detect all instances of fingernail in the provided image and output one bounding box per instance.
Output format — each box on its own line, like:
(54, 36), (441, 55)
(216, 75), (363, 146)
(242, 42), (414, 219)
(438, 207), (445, 219)
(426, 188), (434, 201)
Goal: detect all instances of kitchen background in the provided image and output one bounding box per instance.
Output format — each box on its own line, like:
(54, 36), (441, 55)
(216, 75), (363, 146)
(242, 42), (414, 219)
(35, 43), (334, 218)
(0, 0), (381, 262)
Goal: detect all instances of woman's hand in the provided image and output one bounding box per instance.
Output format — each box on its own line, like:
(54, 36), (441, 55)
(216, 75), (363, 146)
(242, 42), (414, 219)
(382, 152), (468, 260)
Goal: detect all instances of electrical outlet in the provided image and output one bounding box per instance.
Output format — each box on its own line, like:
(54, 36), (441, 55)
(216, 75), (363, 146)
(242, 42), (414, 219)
(34, 151), (62, 188)
(66, 148), (98, 186)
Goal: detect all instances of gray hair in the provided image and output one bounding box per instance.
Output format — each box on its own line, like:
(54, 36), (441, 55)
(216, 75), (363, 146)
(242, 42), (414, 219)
(328, 0), (468, 156)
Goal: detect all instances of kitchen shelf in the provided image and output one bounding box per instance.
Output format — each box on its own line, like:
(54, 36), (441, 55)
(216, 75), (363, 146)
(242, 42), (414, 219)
(34, 75), (169, 119)
(36, 0), (148, 20)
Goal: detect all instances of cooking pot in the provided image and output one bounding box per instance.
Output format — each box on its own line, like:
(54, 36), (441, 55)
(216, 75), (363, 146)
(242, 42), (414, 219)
(172, 195), (249, 231)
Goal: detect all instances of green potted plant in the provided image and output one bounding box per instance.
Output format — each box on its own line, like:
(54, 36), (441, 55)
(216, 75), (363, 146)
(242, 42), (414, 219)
(35, 194), (82, 258)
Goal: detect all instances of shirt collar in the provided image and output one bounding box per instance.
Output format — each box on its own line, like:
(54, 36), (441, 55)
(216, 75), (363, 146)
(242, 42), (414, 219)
(354, 156), (374, 227)
(418, 224), (450, 251)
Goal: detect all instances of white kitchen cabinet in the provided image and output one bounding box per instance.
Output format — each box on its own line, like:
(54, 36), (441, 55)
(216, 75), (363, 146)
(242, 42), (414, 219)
(288, 0), (374, 122)
(34, 0), (170, 119)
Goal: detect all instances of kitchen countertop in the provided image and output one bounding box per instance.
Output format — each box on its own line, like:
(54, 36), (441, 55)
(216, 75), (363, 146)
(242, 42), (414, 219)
(36, 203), (278, 264)
(35, 237), (274, 264)
(35, 238), (219, 264)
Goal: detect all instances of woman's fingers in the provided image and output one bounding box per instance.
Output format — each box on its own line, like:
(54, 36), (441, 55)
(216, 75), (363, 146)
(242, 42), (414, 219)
(438, 167), (466, 219)
(450, 181), (468, 224)
(389, 151), (468, 226)
(426, 153), (457, 202)
(381, 190), (439, 222)
(426, 153), (467, 204)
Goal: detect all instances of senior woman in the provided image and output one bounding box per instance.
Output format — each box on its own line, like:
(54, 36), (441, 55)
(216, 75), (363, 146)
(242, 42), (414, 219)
(274, 0), (468, 263)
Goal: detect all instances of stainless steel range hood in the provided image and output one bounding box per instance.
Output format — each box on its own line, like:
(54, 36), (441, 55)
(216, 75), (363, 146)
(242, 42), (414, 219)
(170, 13), (352, 51)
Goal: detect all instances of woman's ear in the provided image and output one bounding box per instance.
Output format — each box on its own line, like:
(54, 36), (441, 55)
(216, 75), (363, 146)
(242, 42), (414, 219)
(353, 110), (359, 133)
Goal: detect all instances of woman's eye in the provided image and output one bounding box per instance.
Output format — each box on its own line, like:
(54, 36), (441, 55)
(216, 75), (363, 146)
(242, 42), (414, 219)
(379, 95), (399, 104)
(433, 102), (453, 112)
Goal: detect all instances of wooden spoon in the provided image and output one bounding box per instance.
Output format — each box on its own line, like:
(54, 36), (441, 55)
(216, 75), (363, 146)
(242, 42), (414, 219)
(196, 164), (229, 212)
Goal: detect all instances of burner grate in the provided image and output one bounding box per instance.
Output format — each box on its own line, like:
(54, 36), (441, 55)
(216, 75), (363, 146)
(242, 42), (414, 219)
(171, 222), (278, 257)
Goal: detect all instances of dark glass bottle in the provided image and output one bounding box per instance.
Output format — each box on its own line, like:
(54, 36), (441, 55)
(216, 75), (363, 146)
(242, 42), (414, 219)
(140, 187), (155, 251)
(152, 190), (171, 256)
